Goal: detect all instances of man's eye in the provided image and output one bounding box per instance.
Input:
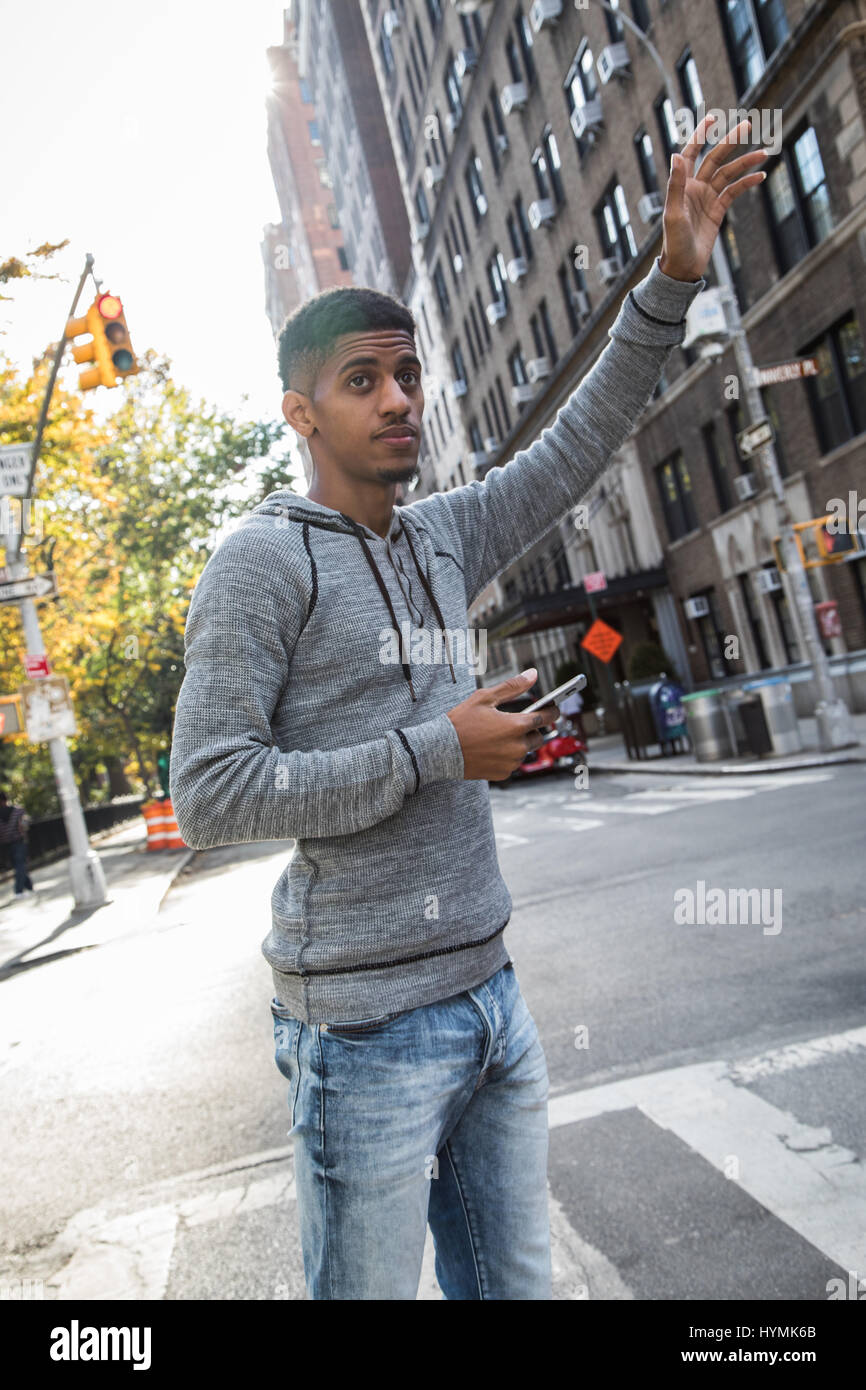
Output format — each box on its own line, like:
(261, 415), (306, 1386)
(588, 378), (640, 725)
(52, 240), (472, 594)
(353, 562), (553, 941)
(348, 374), (370, 387)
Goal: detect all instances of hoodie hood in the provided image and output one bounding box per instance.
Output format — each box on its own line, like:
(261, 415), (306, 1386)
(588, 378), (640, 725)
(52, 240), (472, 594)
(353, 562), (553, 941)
(247, 489), (456, 701)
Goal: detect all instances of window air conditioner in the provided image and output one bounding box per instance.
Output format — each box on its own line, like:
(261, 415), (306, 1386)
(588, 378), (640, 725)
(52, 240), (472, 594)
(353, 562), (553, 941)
(755, 567), (783, 594)
(495, 132), (510, 154)
(597, 43), (630, 84)
(570, 288), (591, 319)
(570, 99), (604, 140)
(638, 191), (664, 224)
(467, 450), (488, 471)
(450, 379), (468, 398)
(684, 596), (710, 620)
(598, 255), (623, 285)
(424, 163), (444, 187)
(500, 82), (529, 115)
(507, 256), (528, 282)
(486, 298), (508, 325)
(526, 356), (551, 383)
(455, 48), (478, 79)
(383, 9), (400, 38)
(483, 436), (499, 453)
(733, 472), (758, 502)
(528, 198), (556, 229)
(530, 0), (563, 31)
(511, 382), (536, 405)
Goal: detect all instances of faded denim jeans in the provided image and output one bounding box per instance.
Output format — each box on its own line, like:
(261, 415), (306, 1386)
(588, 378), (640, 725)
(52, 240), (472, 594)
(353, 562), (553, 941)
(270, 960), (552, 1300)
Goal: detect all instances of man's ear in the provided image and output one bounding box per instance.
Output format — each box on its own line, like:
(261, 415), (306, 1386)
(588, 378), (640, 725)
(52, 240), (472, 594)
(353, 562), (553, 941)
(282, 389), (315, 439)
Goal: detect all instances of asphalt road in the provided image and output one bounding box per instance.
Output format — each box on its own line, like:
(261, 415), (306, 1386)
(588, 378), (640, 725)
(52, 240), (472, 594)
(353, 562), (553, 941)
(1, 762), (864, 1301)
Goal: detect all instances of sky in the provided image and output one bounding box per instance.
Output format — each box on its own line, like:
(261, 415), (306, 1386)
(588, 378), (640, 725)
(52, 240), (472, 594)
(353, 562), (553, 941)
(0, 0), (294, 432)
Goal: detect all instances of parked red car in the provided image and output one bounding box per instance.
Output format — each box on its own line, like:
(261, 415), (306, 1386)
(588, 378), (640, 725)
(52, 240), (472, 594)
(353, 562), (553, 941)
(492, 694), (589, 784)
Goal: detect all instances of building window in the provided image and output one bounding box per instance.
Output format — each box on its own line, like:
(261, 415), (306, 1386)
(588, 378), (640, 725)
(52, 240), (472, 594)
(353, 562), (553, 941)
(454, 196), (471, 255)
(803, 312), (866, 454)
(462, 318), (478, 372)
(444, 49), (464, 123)
(327, 202), (340, 228)
(758, 387), (787, 477)
(414, 19), (428, 69)
(605, 1), (626, 41)
(397, 102), (413, 162)
(718, 0), (790, 97)
(337, 245), (349, 271)
(495, 374), (512, 432)
(539, 298), (558, 364)
(532, 127), (565, 207)
(635, 128), (660, 193)
(630, 0), (651, 32)
(515, 6), (537, 84)
(476, 288), (492, 346)
(677, 49), (705, 115)
(424, 0), (443, 34)
(433, 261), (451, 320)
(764, 125), (833, 276)
(764, 566), (801, 664)
(702, 421), (734, 513)
(596, 180), (638, 265)
(656, 451), (698, 540)
(299, 78), (313, 104)
(465, 151), (488, 223)
(483, 107), (502, 177)
(379, 20), (396, 78)
(564, 42), (599, 159)
(487, 249), (510, 311)
(654, 90), (680, 161)
(415, 183), (430, 228)
(307, 120), (321, 146)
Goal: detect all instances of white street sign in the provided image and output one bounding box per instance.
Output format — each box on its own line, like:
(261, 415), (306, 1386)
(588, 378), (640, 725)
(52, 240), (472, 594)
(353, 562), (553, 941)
(19, 676), (77, 742)
(750, 357), (820, 387)
(737, 419), (774, 460)
(0, 443), (32, 498)
(0, 572), (58, 604)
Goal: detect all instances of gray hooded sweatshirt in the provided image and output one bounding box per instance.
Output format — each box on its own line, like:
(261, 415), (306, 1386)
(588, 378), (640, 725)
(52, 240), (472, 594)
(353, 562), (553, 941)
(169, 257), (705, 1023)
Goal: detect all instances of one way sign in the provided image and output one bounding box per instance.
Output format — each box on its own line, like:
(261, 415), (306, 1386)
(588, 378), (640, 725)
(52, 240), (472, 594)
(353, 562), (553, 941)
(0, 572), (58, 605)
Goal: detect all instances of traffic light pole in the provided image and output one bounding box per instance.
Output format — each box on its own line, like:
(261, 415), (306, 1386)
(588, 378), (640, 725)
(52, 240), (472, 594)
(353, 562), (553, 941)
(3, 252), (108, 908)
(594, 0), (857, 750)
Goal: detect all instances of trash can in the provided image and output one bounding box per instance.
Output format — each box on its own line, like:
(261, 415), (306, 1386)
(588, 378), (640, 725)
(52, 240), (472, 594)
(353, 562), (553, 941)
(681, 689), (735, 761)
(733, 692), (773, 756)
(742, 677), (802, 755)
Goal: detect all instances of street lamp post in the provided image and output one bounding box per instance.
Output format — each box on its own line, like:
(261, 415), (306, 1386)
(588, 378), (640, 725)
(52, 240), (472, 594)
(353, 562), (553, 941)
(593, 0), (857, 748)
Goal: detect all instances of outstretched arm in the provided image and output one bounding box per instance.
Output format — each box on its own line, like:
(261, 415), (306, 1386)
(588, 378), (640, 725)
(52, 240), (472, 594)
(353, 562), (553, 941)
(410, 115), (769, 605)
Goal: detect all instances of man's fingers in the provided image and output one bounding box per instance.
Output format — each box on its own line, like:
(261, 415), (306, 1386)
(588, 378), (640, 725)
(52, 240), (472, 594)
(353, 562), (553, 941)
(709, 148), (768, 191)
(680, 114), (754, 184)
(717, 168), (768, 212)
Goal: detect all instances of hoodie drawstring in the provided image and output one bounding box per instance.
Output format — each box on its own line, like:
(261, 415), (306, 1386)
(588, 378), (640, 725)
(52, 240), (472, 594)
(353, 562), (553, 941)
(338, 510), (456, 701)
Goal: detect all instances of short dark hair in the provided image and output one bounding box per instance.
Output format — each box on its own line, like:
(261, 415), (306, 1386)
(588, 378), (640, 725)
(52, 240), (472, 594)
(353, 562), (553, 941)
(0, 791), (7, 802)
(277, 285), (416, 396)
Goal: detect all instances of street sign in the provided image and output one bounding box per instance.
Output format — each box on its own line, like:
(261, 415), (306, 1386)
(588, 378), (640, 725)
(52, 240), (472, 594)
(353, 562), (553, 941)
(815, 601), (842, 641)
(0, 572), (58, 604)
(737, 418), (774, 460)
(750, 357), (820, 387)
(584, 570), (607, 594)
(23, 653), (51, 679)
(581, 618), (623, 664)
(0, 443), (32, 498)
(19, 675), (77, 742)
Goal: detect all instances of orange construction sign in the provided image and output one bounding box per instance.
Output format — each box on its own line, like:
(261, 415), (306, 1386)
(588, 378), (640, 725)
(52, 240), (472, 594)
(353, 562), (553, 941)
(581, 618), (623, 664)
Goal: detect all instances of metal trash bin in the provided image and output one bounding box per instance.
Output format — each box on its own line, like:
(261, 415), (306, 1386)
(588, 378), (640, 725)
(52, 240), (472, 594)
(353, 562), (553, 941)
(734, 693), (773, 756)
(742, 677), (802, 755)
(681, 689), (735, 761)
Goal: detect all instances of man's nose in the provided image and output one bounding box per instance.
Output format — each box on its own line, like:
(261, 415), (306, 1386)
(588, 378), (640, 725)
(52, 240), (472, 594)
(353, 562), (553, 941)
(379, 375), (411, 415)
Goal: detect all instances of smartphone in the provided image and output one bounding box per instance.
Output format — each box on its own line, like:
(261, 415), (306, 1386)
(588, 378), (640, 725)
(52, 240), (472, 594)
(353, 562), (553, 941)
(523, 672), (587, 715)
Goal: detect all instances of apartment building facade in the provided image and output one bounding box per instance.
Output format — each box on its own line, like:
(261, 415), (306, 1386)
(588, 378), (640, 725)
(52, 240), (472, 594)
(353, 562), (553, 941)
(355, 0), (866, 709)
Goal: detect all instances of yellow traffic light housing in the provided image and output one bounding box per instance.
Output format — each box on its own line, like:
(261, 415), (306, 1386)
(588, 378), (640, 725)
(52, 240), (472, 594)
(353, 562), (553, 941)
(66, 293), (139, 390)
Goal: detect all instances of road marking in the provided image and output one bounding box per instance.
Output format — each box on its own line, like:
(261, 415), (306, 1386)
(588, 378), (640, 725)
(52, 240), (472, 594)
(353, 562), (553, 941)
(625, 787), (758, 801)
(494, 831), (530, 847)
(562, 819), (605, 831)
(549, 1024), (866, 1276)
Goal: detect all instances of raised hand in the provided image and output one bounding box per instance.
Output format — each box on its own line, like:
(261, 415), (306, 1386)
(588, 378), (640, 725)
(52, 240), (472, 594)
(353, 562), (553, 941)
(659, 113), (770, 283)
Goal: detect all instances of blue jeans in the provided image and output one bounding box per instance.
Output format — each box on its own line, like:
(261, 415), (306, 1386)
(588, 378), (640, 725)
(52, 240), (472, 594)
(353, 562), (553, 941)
(270, 960), (552, 1300)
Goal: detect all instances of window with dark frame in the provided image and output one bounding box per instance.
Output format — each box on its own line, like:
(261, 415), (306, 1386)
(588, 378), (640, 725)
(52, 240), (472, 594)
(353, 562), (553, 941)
(656, 451), (699, 540)
(802, 312), (866, 455)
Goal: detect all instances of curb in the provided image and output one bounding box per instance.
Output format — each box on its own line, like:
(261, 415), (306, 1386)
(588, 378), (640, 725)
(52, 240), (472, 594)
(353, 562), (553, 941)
(592, 749), (866, 776)
(157, 847), (197, 906)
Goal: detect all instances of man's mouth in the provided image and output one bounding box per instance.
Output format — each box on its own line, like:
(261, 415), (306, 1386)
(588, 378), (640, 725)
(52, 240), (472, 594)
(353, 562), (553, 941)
(377, 426), (417, 445)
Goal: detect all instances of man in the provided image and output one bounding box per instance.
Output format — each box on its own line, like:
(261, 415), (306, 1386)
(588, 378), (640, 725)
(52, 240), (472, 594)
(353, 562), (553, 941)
(170, 116), (768, 1299)
(0, 790), (34, 896)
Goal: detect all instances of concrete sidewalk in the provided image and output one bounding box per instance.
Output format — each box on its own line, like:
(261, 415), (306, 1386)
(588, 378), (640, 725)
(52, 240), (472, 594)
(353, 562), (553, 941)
(590, 708), (866, 776)
(0, 817), (195, 980)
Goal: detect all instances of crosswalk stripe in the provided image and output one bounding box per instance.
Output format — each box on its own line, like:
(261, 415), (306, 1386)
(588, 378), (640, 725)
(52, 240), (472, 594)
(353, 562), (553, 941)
(549, 1024), (866, 1276)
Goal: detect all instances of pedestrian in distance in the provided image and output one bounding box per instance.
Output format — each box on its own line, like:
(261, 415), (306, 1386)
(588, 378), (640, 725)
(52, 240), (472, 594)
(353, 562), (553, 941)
(0, 789), (34, 896)
(170, 114), (771, 1300)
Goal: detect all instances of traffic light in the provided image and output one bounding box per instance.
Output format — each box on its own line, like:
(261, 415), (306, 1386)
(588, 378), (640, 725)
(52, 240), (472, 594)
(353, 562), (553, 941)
(66, 293), (139, 390)
(819, 521), (858, 559)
